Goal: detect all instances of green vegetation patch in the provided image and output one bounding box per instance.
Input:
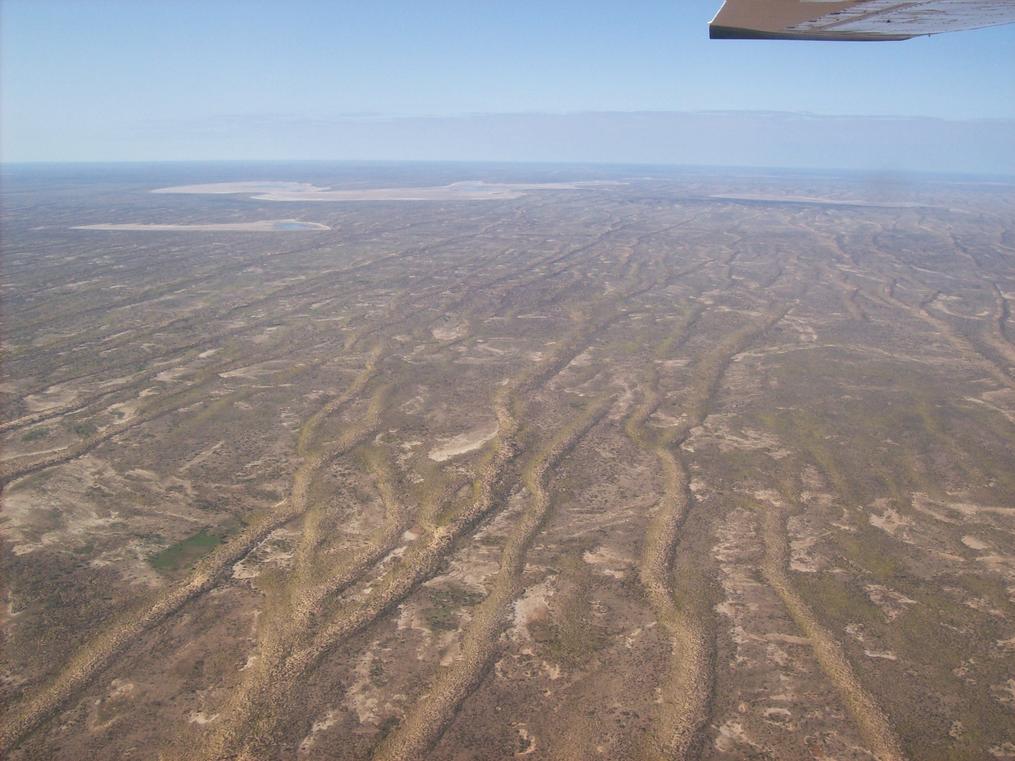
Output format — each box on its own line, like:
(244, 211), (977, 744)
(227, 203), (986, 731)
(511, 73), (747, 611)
(68, 420), (98, 438)
(148, 528), (225, 572)
(422, 583), (485, 631)
(795, 573), (880, 628)
(836, 527), (905, 581)
(530, 555), (606, 666)
(21, 426), (50, 442)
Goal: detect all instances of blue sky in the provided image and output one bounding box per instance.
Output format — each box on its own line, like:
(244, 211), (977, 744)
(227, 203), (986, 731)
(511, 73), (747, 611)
(2, 0), (1014, 166)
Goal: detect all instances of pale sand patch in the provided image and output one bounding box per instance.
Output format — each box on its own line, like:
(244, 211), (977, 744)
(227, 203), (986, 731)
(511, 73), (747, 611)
(788, 524), (825, 573)
(179, 440), (225, 472)
(752, 488), (785, 507)
(152, 181), (324, 195)
(218, 359), (292, 380)
(73, 219), (328, 232)
(514, 724), (537, 756)
(396, 601), (449, 660)
(431, 322), (467, 341)
(2, 470), (122, 556)
(107, 399), (142, 423)
(992, 679), (1015, 707)
(869, 507), (914, 540)
(965, 395), (1015, 425)
(966, 596), (1006, 617)
(649, 409), (685, 428)
(865, 584), (917, 621)
(299, 709), (338, 755)
(582, 545), (630, 579)
(1, 445), (69, 463)
(762, 707), (793, 723)
(154, 366), (189, 383)
(976, 554), (1015, 586)
(764, 632), (808, 645)
(511, 579), (554, 640)
(344, 651), (381, 724)
(428, 420), (498, 462)
(231, 528), (296, 580)
(23, 385), (78, 413)
(188, 712), (220, 725)
(710, 422), (791, 459)
(863, 649), (898, 660)
(963, 535), (990, 550)
(990, 742), (1015, 759)
(714, 720), (760, 754)
(107, 679), (135, 698)
(151, 179), (623, 202)
(913, 492), (1015, 518)
(251, 325), (283, 345)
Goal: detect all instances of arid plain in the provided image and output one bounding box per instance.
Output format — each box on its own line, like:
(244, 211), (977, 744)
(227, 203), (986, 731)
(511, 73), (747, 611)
(2, 165), (1014, 760)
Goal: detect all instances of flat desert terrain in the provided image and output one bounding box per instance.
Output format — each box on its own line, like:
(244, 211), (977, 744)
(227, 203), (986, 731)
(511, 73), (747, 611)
(72, 220), (330, 232)
(151, 180), (620, 202)
(1, 164), (1014, 760)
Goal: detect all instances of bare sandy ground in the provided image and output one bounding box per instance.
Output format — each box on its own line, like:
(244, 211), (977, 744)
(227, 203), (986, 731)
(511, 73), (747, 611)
(150, 180), (622, 202)
(8, 173), (1014, 761)
(72, 220), (329, 232)
(428, 421), (499, 462)
(150, 181), (322, 196)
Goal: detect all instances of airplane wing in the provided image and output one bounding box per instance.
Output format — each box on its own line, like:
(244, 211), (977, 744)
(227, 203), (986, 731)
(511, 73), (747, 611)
(709, 0), (1015, 40)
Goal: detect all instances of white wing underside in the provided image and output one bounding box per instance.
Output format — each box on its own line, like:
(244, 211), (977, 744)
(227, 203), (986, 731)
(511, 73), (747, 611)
(710, 0), (1015, 40)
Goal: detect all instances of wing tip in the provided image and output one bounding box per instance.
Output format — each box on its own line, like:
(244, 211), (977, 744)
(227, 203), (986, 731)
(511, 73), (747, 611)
(708, 23), (914, 41)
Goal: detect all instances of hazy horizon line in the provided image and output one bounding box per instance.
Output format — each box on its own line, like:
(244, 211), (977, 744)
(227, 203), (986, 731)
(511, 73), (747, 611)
(3, 157), (1015, 181)
(130, 107), (1015, 123)
(3, 109), (1013, 173)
